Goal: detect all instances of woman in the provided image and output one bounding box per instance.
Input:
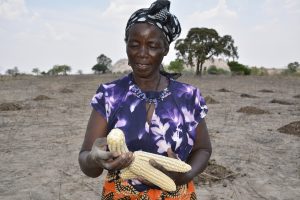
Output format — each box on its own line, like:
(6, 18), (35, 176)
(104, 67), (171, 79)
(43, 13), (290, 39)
(79, 0), (212, 199)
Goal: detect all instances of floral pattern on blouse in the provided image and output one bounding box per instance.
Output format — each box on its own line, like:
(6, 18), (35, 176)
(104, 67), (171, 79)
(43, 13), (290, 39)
(91, 73), (208, 191)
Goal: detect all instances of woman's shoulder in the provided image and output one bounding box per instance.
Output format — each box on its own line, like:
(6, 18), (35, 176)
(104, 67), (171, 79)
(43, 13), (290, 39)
(96, 74), (130, 93)
(170, 79), (199, 93)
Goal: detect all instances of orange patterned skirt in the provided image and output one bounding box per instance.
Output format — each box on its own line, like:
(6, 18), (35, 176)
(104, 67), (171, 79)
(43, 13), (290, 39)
(101, 172), (197, 200)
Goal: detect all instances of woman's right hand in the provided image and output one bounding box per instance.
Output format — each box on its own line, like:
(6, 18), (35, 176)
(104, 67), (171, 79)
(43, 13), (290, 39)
(89, 137), (134, 171)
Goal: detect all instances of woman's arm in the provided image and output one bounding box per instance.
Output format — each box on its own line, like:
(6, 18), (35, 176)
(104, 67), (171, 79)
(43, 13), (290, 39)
(182, 119), (212, 184)
(78, 109), (133, 178)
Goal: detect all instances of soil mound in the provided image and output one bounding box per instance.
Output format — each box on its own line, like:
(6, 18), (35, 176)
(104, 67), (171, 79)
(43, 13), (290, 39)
(195, 159), (236, 186)
(0, 103), (22, 111)
(258, 89), (274, 93)
(278, 121), (300, 137)
(293, 94), (300, 99)
(204, 96), (219, 104)
(33, 95), (51, 101)
(217, 88), (230, 92)
(237, 106), (269, 114)
(60, 88), (73, 93)
(270, 99), (293, 105)
(240, 93), (258, 98)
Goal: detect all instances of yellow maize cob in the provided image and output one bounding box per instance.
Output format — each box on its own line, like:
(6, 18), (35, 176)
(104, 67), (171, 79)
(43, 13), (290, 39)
(129, 156), (176, 192)
(107, 128), (128, 154)
(134, 151), (191, 173)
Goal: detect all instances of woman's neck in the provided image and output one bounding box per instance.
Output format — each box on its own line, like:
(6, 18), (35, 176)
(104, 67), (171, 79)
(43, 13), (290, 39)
(132, 73), (162, 91)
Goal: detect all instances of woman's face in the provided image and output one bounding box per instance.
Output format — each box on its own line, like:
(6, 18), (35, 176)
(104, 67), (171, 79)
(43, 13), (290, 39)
(126, 23), (169, 78)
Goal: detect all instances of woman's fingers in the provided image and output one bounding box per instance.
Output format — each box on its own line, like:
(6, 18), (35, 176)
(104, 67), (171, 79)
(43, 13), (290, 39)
(149, 159), (168, 173)
(102, 152), (134, 171)
(93, 137), (108, 150)
(167, 148), (178, 159)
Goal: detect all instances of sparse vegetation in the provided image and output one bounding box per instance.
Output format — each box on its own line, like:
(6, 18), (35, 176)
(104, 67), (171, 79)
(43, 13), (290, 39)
(250, 67), (268, 76)
(6, 67), (19, 76)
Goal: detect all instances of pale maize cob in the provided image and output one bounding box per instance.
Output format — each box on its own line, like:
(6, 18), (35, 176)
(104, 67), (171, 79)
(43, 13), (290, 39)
(129, 156), (176, 191)
(119, 169), (138, 180)
(107, 128), (128, 154)
(134, 151), (191, 172)
(106, 128), (192, 192)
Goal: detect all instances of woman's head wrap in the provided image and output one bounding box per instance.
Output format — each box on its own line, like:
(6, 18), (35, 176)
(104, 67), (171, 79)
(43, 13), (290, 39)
(125, 0), (181, 44)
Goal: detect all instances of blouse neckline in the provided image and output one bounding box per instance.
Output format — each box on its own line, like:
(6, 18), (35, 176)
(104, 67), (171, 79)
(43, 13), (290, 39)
(128, 73), (172, 104)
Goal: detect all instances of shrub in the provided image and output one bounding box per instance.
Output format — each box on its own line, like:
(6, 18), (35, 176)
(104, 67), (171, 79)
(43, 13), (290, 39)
(167, 59), (184, 73)
(250, 67), (268, 76)
(207, 65), (229, 75)
(228, 61), (250, 75)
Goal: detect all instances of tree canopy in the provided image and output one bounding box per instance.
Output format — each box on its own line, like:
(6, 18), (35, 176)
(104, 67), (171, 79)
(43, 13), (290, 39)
(175, 27), (238, 75)
(287, 61), (299, 73)
(92, 54), (112, 74)
(6, 67), (19, 76)
(48, 65), (71, 75)
(167, 59), (184, 73)
(32, 68), (40, 75)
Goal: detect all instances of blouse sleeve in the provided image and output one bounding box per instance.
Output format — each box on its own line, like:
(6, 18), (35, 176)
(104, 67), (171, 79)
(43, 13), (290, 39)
(193, 88), (208, 124)
(90, 84), (107, 119)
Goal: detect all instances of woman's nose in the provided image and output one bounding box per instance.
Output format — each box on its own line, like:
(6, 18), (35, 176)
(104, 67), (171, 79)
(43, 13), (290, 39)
(138, 46), (148, 57)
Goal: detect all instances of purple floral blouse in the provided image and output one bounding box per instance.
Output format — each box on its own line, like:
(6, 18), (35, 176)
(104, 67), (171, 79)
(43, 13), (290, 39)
(91, 73), (208, 190)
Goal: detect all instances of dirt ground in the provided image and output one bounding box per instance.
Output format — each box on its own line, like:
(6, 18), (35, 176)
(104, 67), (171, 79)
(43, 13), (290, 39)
(0, 74), (299, 200)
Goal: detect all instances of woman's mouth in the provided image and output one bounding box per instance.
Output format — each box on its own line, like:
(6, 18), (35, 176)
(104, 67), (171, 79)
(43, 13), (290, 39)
(135, 63), (149, 69)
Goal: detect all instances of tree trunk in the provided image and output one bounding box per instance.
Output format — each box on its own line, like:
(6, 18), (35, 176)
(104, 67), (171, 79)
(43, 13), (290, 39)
(199, 62), (204, 76)
(196, 59), (204, 76)
(196, 59), (201, 76)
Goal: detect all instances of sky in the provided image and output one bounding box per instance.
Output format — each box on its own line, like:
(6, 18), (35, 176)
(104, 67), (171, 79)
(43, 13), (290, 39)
(0, 0), (299, 74)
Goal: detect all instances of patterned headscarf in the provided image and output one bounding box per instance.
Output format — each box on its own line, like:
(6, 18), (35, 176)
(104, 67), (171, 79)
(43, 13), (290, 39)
(125, 0), (181, 44)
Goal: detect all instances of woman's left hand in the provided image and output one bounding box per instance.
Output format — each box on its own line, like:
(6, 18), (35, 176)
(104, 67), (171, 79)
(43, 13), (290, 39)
(149, 148), (188, 186)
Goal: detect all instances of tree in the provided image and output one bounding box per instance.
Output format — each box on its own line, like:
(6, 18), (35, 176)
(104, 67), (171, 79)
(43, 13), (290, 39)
(175, 27), (238, 76)
(32, 68), (40, 75)
(48, 65), (71, 75)
(167, 59), (184, 73)
(287, 61), (299, 73)
(6, 66), (19, 76)
(92, 54), (112, 74)
(92, 64), (108, 74)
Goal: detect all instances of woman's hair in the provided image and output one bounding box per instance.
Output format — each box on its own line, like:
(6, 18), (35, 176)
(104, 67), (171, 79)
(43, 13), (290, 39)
(124, 0), (181, 44)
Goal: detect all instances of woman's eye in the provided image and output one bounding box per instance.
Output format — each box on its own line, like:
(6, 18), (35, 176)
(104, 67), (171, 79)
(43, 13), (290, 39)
(149, 45), (158, 49)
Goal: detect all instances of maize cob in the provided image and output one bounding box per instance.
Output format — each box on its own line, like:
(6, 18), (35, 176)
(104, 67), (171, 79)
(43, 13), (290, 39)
(107, 128), (128, 154)
(119, 169), (138, 180)
(134, 151), (191, 172)
(129, 156), (176, 191)
(106, 128), (192, 192)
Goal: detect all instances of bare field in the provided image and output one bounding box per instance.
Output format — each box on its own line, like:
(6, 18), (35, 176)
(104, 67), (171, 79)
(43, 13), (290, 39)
(0, 74), (299, 200)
